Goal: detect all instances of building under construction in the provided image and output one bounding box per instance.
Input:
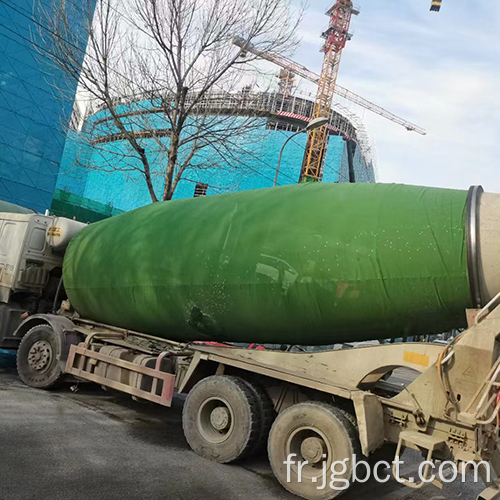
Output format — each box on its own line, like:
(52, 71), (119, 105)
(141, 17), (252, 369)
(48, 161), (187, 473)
(54, 90), (377, 221)
(53, 0), (429, 222)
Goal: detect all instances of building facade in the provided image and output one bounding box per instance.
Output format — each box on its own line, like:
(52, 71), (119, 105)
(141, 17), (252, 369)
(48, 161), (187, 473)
(0, 0), (95, 213)
(55, 91), (377, 221)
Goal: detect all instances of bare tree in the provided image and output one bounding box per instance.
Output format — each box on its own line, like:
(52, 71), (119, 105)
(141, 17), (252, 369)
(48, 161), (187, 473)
(37, 0), (303, 202)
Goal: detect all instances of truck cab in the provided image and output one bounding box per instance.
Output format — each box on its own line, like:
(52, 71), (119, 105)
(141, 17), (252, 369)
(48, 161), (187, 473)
(0, 210), (84, 348)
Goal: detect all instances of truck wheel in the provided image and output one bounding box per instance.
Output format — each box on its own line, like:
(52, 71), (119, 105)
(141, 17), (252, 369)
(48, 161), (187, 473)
(240, 379), (275, 457)
(336, 407), (357, 430)
(182, 375), (261, 463)
(17, 325), (64, 389)
(268, 401), (360, 500)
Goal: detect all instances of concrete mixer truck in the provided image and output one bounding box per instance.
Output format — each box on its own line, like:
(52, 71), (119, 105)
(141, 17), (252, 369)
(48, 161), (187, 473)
(2, 182), (500, 500)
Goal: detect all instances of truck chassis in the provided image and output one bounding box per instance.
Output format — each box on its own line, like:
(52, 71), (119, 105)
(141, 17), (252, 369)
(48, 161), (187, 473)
(10, 303), (500, 500)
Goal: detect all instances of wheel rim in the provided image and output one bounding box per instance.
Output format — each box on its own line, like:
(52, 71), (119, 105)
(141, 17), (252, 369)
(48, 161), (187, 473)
(197, 397), (235, 444)
(287, 426), (333, 481)
(27, 340), (53, 372)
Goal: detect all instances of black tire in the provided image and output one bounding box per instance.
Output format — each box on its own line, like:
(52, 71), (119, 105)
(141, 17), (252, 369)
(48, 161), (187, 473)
(336, 407), (357, 430)
(17, 325), (64, 389)
(268, 401), (361, 500)
(239, 379), (275, 457)
(182, 375), (261, 463)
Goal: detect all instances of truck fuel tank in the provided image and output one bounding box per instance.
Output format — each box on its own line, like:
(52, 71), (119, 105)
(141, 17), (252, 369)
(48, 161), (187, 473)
(46, 217), (86, 251)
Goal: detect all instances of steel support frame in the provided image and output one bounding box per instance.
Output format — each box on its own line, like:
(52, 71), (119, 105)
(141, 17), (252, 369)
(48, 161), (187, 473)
(65, 343), (176, 407)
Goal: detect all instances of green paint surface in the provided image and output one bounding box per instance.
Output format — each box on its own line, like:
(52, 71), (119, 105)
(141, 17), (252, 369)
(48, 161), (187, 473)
(63, 183), (471, 344)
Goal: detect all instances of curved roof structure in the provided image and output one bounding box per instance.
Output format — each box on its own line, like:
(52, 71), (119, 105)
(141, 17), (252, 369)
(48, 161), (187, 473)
(83, 90), (375, 173)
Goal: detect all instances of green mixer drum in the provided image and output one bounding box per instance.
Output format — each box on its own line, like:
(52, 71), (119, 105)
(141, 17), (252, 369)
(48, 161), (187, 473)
(63, 183), (472, 344)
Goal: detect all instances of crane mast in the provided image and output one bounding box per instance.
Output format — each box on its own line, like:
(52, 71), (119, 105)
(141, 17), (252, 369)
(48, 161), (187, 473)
(300, 0), (358, 182)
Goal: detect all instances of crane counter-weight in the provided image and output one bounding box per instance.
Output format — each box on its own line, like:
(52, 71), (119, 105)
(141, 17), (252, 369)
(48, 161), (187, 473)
(430, 0), (443, 12)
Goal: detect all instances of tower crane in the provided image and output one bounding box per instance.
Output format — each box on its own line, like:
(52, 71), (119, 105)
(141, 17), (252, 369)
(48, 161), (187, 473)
(235, 2), (427, 182)
(277, 69), (295, 97)
(300, 0), (359, 181)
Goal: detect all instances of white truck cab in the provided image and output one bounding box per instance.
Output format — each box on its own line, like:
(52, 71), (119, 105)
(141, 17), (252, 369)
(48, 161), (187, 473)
(0, 209), (85, 348)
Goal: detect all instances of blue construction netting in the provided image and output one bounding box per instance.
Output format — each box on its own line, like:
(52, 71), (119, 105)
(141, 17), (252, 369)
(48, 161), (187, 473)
(58, 103), (372, 213)
(0, 0), (96, 213)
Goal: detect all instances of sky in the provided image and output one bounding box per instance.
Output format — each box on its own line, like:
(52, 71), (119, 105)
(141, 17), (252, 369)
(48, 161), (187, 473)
(291, 0), (500, 192)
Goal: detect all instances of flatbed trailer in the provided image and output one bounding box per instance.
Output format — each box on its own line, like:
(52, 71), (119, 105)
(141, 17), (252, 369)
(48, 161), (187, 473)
(11, 300), (500, 500)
